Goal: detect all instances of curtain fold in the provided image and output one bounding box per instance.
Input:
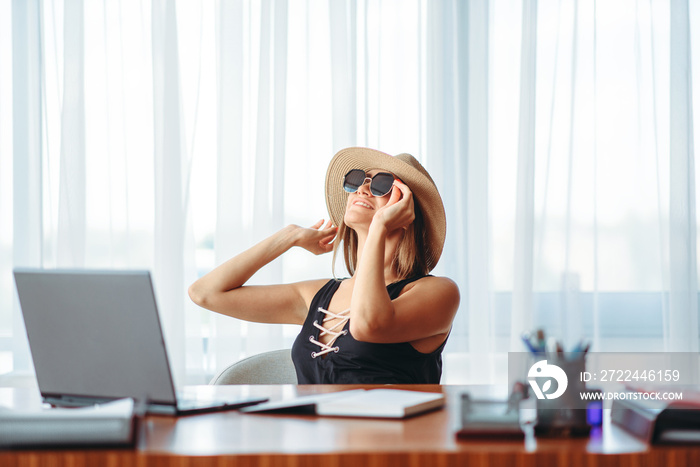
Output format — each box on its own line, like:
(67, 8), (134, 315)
(329, 0), (358, 151)
(212, 0), (246, 378)
(57, 0), (85, 268)
(668, 0), (698, 352)
(0, 0), (14, 373)
(426, 0), (461, 352)
(561, 0), (582, 347)
(427, 0), (492, 359)
(210, 0), (290, 369)
(11, 0), (43, 373)
(464, 0), (493, 357)
(511, 0), (537, 351)
(152, 0), (188, 383)
(245, 0), (287, 358)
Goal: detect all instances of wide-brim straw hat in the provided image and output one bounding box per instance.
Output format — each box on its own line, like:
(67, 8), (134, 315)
(325, 147), (446, 271)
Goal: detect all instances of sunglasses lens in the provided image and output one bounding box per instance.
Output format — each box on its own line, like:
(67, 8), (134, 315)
(370, 173), (394, 197)
(343, 169), (366, 193)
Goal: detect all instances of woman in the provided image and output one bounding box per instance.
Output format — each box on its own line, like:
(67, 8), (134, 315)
(188, 147), (460, 383)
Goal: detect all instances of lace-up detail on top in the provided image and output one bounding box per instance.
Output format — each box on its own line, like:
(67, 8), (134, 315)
(292, 275), (445, 384)
(308, 307), (350, 358)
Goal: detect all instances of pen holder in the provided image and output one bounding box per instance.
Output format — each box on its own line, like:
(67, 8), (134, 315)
(531, 355), (593, 437)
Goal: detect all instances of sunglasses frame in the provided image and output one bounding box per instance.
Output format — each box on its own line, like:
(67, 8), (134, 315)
(343, 169), (396, 197)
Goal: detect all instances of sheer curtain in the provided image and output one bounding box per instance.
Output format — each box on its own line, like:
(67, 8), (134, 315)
(1, 0), (699, 386)
(504, 0), (699, 360)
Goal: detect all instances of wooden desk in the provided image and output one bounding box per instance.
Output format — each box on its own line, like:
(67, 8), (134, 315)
(1, 384), (699, 467)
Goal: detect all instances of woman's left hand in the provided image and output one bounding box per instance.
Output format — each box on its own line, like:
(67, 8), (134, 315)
(372, 180), (415, 233)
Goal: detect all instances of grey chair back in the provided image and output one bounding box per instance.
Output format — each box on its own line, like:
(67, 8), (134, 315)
(209, 349), (298, 385)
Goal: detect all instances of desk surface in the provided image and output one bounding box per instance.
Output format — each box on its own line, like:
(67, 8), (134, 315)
(1, 384), (699, 467)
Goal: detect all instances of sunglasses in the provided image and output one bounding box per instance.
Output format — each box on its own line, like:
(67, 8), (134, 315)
(343, 169), (396, 197)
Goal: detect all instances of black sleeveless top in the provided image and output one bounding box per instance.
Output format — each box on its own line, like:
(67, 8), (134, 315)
(291, 275), (447, 384)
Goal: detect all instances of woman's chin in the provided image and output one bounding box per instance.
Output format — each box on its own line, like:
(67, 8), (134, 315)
(344, 213), (373, 231)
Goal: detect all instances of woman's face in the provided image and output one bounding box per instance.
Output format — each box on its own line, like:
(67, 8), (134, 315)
(343, 169), (394, 229)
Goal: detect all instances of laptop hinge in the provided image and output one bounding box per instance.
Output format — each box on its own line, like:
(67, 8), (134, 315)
(42, 393), (116, 408)
(44, 393), (178, 415)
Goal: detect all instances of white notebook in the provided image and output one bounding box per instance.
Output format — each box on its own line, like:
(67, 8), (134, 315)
(240, 389), (445, 419)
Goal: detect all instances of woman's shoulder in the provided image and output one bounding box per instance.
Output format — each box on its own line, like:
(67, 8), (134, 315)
(405, 275), (460, 301)
(293, 277), (335, 293)
(413, 274), (458, 287)
(397, 276), (460, 336)
(291, 277), (337, 303)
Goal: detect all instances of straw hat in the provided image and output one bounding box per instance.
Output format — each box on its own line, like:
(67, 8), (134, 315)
(325, 147), (446, 271)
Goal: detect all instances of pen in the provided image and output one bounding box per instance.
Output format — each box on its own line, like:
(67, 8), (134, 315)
(556, 340), (564, 356)
(536, 329), (546, 351)
(521, 332), (543, 355)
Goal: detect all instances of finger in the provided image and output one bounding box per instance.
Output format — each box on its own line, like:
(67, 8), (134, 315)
(320, 233), (337, 245)
(319, 225), (338, 236)
(310, 219), (324, 230)
(394, 180), (413, 199)
(393, 188), (413, 213)
(318, 236), (336, 253)
(324, 219), (333, 229)
(386, 184), (402, 206)
(320, 227), (338, 239)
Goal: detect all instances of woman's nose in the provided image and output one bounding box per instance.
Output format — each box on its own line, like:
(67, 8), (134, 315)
(357, 178), (373, 196)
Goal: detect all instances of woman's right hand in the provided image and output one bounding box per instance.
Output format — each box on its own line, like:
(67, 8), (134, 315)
(292, 219), (337, 255)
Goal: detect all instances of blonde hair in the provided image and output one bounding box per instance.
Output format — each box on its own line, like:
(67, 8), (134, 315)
(332, 202), (429, 281)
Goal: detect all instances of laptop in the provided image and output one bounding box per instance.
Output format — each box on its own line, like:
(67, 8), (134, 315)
(13, 268), (267, 415)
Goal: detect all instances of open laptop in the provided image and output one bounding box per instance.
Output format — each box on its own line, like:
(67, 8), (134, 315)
(13, 268), (267, 415)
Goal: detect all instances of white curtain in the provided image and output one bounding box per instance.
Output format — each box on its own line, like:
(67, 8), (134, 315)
(669, 0), (698, 352)
(1, 0), (699, 386)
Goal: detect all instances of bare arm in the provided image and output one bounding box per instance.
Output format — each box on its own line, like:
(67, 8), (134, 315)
(349, 182), (460, 343)
(188, 220), (337, 325)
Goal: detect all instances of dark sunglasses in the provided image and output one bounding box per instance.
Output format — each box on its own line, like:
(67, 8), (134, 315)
(343, 169), (396, 197)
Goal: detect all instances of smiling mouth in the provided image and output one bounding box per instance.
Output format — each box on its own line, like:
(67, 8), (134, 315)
(353, 200), (374, 209)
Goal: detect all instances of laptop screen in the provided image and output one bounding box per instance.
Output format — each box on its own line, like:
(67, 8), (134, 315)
(14, 269), (178, 406)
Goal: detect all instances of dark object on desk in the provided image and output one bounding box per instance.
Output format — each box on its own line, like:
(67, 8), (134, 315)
(534, 389), (601, 437)
(531, 355), (598, 437)
(611, 393), (700, 444)
(518, 330), (594, 437)
(455, 392), (525, 439)
(0, 398), (139, 448)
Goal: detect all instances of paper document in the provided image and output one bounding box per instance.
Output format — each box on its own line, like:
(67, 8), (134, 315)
(0, 398), (138, 447)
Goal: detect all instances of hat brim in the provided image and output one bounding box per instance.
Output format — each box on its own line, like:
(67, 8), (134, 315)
(325, 147), (446, 271)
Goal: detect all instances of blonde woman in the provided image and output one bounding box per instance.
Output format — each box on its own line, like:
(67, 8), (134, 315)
(189, 147), (459, 383)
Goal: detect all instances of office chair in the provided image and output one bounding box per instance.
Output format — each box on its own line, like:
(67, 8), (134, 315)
(209, 349), (298, 385)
